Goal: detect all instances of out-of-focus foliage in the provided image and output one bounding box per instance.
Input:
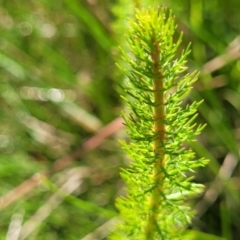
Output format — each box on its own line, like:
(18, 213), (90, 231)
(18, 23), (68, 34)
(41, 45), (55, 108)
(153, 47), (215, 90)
(0, 0), (240, 239)
(0, 1), (120, 239)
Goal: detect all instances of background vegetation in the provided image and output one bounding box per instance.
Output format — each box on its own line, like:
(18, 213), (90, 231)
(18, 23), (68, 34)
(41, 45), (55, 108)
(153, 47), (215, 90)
(0, 0), (240, 239)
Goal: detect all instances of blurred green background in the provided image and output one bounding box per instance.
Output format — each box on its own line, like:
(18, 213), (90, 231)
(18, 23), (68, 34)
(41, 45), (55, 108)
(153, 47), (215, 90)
(0, 0), (240, 239)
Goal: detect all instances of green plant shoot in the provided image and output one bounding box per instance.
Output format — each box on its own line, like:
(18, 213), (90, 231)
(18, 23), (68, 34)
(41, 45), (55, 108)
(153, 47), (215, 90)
(110, 7), (208, 240)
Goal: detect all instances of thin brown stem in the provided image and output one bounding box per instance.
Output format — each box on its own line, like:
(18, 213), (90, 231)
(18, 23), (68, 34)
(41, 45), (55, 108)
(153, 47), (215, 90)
(145, 35), (165, 239)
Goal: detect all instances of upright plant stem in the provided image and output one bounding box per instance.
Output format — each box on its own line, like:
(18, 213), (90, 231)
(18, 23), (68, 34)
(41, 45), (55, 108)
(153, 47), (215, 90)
(145, 33), (166, 238)
(111, 7), (207, 240)
(134, 0), (140, 8)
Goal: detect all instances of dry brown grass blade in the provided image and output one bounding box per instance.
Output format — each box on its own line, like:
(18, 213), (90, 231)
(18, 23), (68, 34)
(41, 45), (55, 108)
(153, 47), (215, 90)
(195, 36), (240, 91)
(18, 167), (90, 240)
(195, 152), (238, 218)
(202, 36), (240, 75)
(0, 117), (124, 211)
(81, 217), (120, 240)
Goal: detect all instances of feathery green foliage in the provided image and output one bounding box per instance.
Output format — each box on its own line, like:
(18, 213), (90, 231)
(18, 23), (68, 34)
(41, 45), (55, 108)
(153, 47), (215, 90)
(110, 7), (208, 240)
